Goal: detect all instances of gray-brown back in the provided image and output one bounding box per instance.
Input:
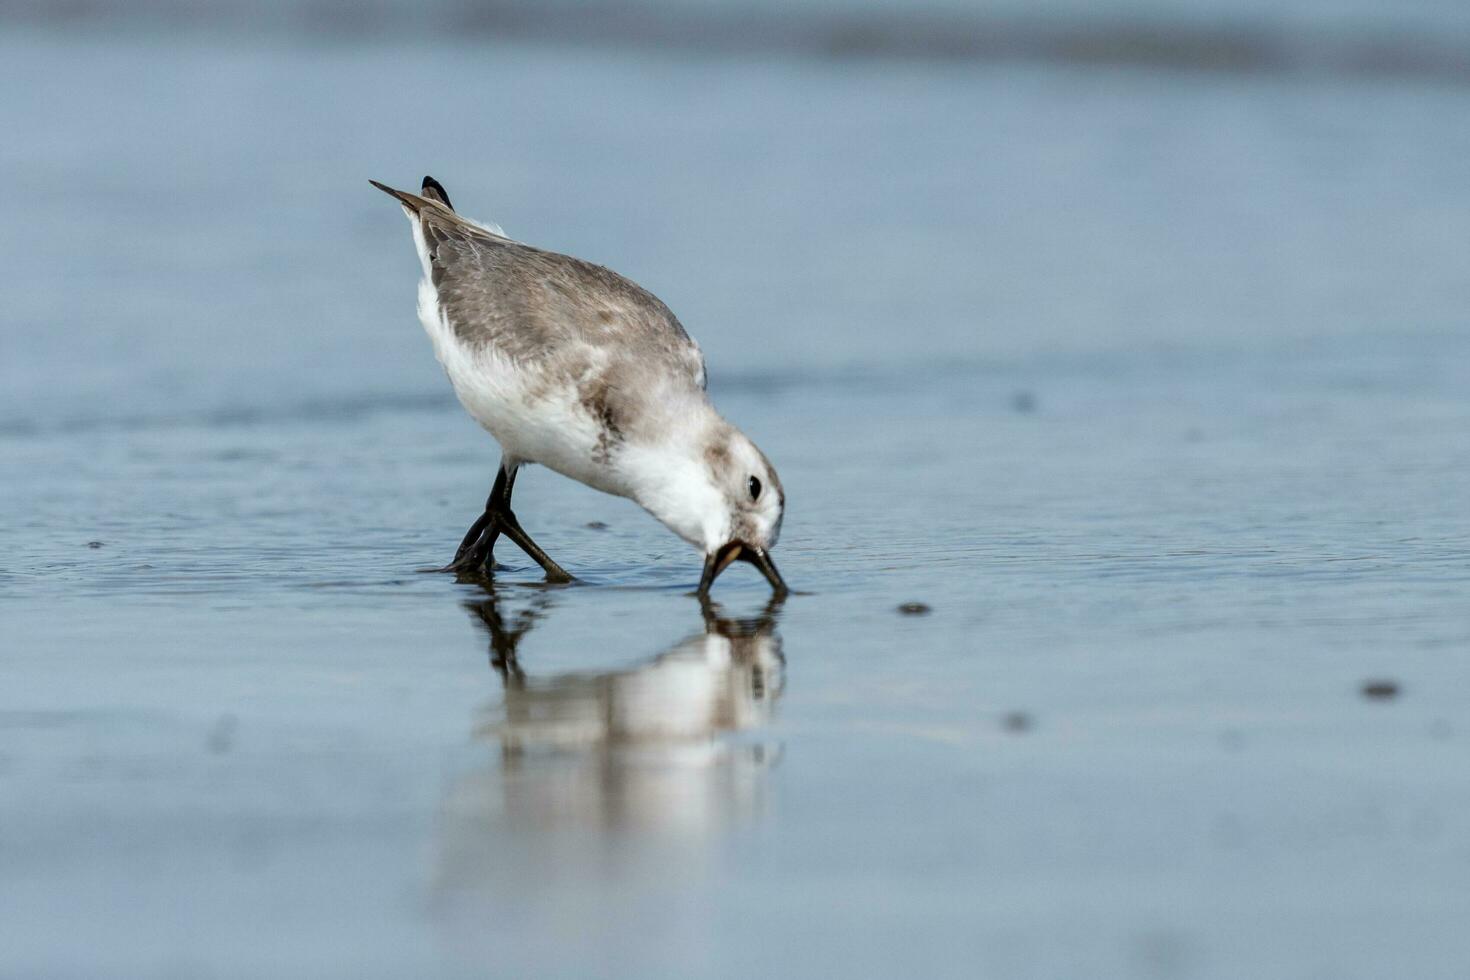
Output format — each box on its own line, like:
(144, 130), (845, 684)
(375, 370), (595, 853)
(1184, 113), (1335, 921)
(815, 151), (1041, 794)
(419, 211), (706, 391)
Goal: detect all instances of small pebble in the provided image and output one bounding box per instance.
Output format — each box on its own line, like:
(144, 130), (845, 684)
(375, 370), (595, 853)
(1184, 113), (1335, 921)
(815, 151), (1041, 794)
(1361, 679), (1400, 701)
(1002, 711), (1031, 733)
(897, 602), (931, 616)
(87, 540), (104, 549)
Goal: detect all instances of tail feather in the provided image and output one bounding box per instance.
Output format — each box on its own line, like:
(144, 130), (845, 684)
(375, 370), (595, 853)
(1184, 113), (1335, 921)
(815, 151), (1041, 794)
(370, 176), (511, 241)
(369, 179), (433, 213)
(369, 176), (456, 214)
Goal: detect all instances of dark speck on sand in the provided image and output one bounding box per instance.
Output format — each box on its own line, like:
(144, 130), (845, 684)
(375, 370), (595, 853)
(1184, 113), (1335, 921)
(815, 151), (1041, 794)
(1361, 679), (1401, 701)
(1002, 712), (1032, 733)
(206, 714), (238, 755)
(1010, 390), (1038, 413)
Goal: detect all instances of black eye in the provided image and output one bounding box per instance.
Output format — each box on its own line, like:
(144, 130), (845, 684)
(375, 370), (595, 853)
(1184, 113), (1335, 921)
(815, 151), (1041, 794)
(748, 476), (762, 501)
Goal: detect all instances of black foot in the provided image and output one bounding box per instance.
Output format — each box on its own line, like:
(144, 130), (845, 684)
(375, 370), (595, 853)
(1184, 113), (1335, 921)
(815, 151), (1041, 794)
(437, 508), (573, 583)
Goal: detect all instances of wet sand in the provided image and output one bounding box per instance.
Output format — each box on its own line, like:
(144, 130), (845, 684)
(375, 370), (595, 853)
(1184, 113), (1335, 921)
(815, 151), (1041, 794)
(3, 27), (1470, 980)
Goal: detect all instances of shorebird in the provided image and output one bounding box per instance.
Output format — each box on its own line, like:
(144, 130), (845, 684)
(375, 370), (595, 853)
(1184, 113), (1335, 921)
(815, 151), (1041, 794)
(371, 176), (787, 595)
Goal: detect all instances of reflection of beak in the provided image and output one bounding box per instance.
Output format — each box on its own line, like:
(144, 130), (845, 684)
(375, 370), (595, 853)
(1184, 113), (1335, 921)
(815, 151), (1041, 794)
(699, 541), (788, 596)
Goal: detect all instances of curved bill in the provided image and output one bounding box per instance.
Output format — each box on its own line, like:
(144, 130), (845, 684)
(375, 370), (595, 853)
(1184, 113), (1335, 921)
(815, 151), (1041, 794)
(698, 541), (788, 596)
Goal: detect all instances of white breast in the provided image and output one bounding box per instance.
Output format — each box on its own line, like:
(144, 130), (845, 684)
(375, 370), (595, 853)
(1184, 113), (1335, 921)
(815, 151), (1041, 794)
(411, 241), (625, 496)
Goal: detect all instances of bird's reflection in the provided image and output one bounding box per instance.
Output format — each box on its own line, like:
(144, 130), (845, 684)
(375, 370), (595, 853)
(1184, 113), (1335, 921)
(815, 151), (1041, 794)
(471, 590), (785, 761)
(433, 587), (786, 914)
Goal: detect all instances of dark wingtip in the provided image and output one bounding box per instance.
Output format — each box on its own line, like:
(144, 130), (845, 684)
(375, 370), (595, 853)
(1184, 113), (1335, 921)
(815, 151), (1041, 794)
(421, 175), (454, 211)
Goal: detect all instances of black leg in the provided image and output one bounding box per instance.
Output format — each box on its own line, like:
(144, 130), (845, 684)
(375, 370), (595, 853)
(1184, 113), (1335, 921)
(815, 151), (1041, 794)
(441, 466), (514, 573)
(497, 510), (573, 582)
(449, 510), (492, 565)
(445, 467), (512, 566)
(441, 462), (572, 582)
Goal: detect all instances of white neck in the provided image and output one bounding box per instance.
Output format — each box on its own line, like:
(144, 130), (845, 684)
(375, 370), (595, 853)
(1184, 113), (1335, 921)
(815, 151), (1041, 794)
(619, 402), (730, 552)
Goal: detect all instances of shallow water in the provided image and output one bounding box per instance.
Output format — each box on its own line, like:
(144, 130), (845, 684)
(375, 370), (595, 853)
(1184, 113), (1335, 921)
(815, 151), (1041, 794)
(4, 25), (1470, 980)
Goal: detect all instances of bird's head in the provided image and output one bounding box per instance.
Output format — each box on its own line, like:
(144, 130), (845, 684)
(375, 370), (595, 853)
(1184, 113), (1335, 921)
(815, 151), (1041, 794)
(632, 419), (787, 595)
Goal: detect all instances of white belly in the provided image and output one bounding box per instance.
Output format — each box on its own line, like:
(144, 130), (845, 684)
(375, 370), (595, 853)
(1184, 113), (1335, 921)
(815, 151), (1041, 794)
(416, 279), (626, 497)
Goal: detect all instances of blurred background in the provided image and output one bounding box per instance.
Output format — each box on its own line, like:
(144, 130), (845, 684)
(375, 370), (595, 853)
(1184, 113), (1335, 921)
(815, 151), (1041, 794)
(4, 0), (1470, 425)
(3, 1), (1469, 978)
